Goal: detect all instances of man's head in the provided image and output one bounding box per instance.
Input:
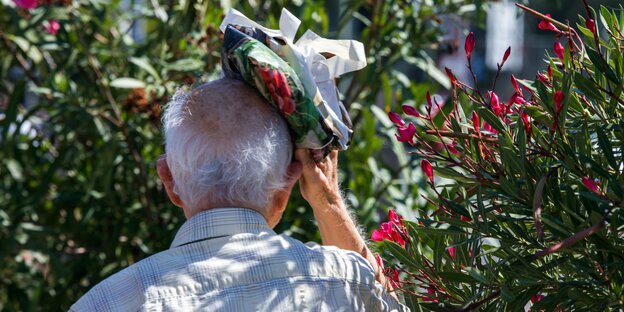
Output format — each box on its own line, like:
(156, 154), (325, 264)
(157, 78), (302, 226)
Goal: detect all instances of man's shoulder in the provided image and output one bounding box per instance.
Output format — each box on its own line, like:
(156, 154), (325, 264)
(283, 236), (378, 285)
(69, 249), (172, 311)
(70, 259), (147, 311)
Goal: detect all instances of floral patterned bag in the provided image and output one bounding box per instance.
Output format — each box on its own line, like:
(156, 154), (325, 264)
(220, 9), (366, 153)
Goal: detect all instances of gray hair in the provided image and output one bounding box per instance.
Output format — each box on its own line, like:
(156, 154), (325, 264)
(162, 78), (292, 214)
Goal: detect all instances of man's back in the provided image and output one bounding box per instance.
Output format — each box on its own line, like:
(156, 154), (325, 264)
(70, 208), (404, 311)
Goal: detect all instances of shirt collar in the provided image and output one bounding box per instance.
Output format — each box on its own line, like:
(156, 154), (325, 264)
(170, 208), (273, 248)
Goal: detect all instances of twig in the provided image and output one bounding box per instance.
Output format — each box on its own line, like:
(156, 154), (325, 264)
(533, 217), (606, 259)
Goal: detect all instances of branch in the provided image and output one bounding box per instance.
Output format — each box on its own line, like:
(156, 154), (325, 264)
(533, 217), (606, 259)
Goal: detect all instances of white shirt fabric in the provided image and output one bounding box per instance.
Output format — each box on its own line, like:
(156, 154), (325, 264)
(69, 208), (408, 311)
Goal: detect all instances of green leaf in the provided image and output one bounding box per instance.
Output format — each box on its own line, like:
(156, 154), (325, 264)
(165, 58), (204, 72)
(578, 154), (612, 179)
(383, 241), (421, 269)
(573, 72), (605, 101)
(7, 34), (42, 64)
(586, 48), (620, 86)
(407, 221), (467, 235)
(476, 106), (505, 133)
(129, 57), (161, 81)
(595, 126), (618, 171)
(109, 77), (146, 89)
(463, 267), (488, 284)
(6, 159), (24, 181)
(434, 167), (475, 184)
(437, 271), (475, 283)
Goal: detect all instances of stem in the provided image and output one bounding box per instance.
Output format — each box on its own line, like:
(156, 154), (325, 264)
(515, 4), (570, 31)
(490, 64), (503, 94)
(533, 218), (606, 259)
(425, 130), (498, 143)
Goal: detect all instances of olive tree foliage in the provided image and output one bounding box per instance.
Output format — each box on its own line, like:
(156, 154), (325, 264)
(0, 0), (487, 309)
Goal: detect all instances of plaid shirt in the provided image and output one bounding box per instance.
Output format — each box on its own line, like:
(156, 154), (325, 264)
(69, 208), (407, 311)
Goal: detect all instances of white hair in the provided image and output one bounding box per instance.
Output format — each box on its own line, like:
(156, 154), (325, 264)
(162, 79), (292, 214)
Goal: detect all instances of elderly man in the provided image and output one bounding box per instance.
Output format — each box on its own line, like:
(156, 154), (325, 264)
(70, 78), (406, 311)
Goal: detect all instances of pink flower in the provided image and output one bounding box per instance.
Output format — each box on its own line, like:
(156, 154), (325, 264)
(402, 105), (420, 117)
(445, 67), (457, 86)
(388, 112), (405, 127)
(394, 123), (416, 144)
(521, 111), (532, 137)
(501, 46), (511, 66)
(448, 246), (455, 259)
(471, 111), (480, 132)
(531, 294), (544, 303)
(460, 215), (472, 222)
(488, 91), (503, 116)
(511, 74), (521, 94)
(371, 229), (385, 241)
(554, 42), (565, 63)
(465, 32), (475, 61)
(421, 159), (433, 183)
(538, 14), (558, 32)
(554, 91), (565, 113)
(388, 210), (404, 227)
(510, 93), (525, 105)
(371, 222), (406, 247)
(13, 0), (38, 9)
(586, 19), (596, 34)
(44, 20), (61, 35)
(483, 122), (498, 135)
(582, 177), (601, 194)
(422, 287), (439, 303)
(390, 269), (401, 289)
(447, 142), (460, 156)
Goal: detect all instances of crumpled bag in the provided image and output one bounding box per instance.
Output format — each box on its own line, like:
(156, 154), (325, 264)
(219, 8), (367, 152)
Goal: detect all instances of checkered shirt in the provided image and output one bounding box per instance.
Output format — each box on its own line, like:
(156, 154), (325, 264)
(69, 208), (408, 311)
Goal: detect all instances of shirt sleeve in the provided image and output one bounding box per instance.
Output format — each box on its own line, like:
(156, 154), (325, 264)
(305, 240), (410, 312)
(369, 281), (411, 312)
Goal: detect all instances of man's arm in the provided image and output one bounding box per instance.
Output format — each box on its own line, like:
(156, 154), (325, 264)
(294, 149), (394, 293)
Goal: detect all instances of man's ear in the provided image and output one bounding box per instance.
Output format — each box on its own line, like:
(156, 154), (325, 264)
(266, 161), (303, 227)
(157, 155), (184, 208)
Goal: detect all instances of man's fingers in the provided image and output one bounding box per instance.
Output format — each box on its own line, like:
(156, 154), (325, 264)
(311, 149), (324, 162)
(295, 149), (317, 171)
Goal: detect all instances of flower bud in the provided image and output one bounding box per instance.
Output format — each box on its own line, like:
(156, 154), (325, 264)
(538, 14), (558, 32)
(582, 177), (601, 194)
(511, 75), (521, 94)
(421, 159), (434, 183)
(465, 32), (475, 61)
(501, 46), (511, 66)
(388, 112), (405, 127)
(426, 92), (433, 110)
(554, 91), (565, 113)
(585, 18), (597, 34)
(445, 67), (457, 86)
(471, 111), (480, 132)
(402, 105), (420, 117)
(554, 42), (565, 63)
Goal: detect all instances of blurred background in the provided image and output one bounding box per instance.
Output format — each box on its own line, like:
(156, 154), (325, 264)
(0, 0), (620, 310)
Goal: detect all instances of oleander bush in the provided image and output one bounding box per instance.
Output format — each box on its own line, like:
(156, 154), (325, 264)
(0, 0), (489, 309)
(374, 3), (624, 311)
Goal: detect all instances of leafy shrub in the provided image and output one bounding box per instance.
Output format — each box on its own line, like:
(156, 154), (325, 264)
(376, 3), (624, 311)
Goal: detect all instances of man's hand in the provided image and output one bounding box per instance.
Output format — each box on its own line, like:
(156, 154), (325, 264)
(294, 149), (395, 295)
(294, 149), (342, 211)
